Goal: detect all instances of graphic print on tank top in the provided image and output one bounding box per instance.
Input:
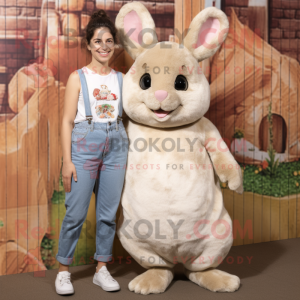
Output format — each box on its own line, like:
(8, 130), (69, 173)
(93, 84), (118, 119)
(74, 66), (120, 123)
(93, 85), (118, 100)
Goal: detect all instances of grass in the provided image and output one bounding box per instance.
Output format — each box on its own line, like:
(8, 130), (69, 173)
(220, 160), (300, 198)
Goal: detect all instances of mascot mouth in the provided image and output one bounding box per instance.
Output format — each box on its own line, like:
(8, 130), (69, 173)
(150, 105), (182, 118)
(152, 108), (173, 118)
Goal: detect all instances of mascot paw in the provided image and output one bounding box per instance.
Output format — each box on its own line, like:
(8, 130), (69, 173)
(128, 268), (173, 295)
(227, 167), (243, 194)
(185, 268), (240, 292)
(233, 182), (244, 194)
(228, 177), (243, 194)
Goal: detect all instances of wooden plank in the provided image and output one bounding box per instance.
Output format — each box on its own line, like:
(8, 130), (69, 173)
(253, 196), (262, 244)
(231, 4), (244, 247)
(248, 6), (267, 41)
(183, 0), (192, 35)
(174, 0), (183, 44)
(268, 22), (281, 238)
(50, 198), (67, 270)
(16, 169), (29, 273)
(280, 200), (289, 240)
(192, 0), (201, 19)
(297, 47), (300, 238)
(4, 111), (18, 275)
(0, 128), (7, 274)
(44, 36), (92, 87)
(288, 197), (297, 238)
(111, 49), (126, 73)
(297, 194), (300, 238)
(262, 196), (271, 242)
(270, 197), (280, 241)
(6, 247), (18, 275)
(223, 189), (234, 222)
(244, 192), (254, 245)
(262, 2), (272, 227)
(223, 189), (235, 246)
(233, 190), (244, 246)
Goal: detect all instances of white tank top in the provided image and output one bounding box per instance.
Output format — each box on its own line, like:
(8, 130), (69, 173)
(74, 66), (120, 123)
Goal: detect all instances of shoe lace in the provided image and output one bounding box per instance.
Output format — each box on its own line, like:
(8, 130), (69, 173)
(59, 273), (71, 285)
(100, 270), (116, 282)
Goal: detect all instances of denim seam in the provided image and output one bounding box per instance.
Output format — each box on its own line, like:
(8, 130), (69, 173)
(71, 128), (89, 144)
(94, 254), (113, 262)
(56, 254), (74, 265)
(95, 170), (106, 258)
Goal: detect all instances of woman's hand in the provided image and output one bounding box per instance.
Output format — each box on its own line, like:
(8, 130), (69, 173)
(62, 161), (77, 193)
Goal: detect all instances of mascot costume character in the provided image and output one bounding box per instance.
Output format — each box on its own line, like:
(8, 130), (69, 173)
(115, 2), (243, 295)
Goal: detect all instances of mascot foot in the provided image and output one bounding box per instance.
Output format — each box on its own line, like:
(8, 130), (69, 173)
(184, 268), (240, 292)
(128, 268), (174, 295)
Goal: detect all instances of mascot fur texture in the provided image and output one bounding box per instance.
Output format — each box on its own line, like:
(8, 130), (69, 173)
(115, 2), (243, 295)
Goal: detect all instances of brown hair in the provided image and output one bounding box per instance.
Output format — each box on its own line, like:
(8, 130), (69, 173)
(81, 9), (119, 49)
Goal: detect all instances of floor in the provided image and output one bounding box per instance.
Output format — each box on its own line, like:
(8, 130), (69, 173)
(1, 238), (300, 300)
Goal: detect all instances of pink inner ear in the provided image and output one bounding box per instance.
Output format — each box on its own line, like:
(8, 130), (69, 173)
(124, 10), (143, 45)
(196, 17), (220, 48)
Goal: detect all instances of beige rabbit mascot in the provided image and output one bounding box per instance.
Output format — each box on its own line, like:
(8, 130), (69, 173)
(115, 2), (243, 295)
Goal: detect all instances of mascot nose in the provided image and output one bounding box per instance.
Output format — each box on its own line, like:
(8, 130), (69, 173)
(155, 90), (168, 102)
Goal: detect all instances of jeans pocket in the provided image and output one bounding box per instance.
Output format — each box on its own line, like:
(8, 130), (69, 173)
(71, 128), (89, 144)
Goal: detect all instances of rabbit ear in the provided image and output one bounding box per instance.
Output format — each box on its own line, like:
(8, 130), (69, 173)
(184, 7), (229, 62)
(115, 2), (158, 60)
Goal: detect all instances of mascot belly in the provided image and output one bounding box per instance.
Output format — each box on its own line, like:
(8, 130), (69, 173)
(118, 120), (233, 272)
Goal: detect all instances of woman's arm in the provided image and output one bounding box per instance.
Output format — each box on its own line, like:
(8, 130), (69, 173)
(61, 70), (81, 192)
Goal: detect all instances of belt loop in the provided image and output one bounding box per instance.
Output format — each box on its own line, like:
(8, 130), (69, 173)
(91, 120), (94, 131)
(116, 119), (119, 131)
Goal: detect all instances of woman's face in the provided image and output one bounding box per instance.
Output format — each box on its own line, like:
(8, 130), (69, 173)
(87, 27), (115, 62)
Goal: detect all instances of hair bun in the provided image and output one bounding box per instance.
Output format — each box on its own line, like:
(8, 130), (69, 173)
(91, 9), (109, 20)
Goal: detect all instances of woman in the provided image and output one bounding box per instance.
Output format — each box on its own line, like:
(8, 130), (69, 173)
(54, 9), (128, 295)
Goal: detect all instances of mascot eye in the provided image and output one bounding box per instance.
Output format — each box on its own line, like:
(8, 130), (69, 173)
(174, 75), (188, 91)
(140, 73), (151, 90)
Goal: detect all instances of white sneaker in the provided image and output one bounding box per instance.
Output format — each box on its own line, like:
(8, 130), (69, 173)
(93, 266), (120, 291)
(55, 271), (74, 295)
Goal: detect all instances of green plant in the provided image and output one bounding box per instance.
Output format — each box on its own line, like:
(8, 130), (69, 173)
(41, 235), (56, 269)
(242, 161), (300, 197)
(51, 173), (65, 204)
(233, 128), (244, 139)
(263, 147), (280, 177)
(262, 102), (280, 177)
(51, 189), (65, 204)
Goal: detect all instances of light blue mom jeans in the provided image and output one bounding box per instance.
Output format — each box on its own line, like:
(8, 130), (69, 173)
(56, 119), (129, 265)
